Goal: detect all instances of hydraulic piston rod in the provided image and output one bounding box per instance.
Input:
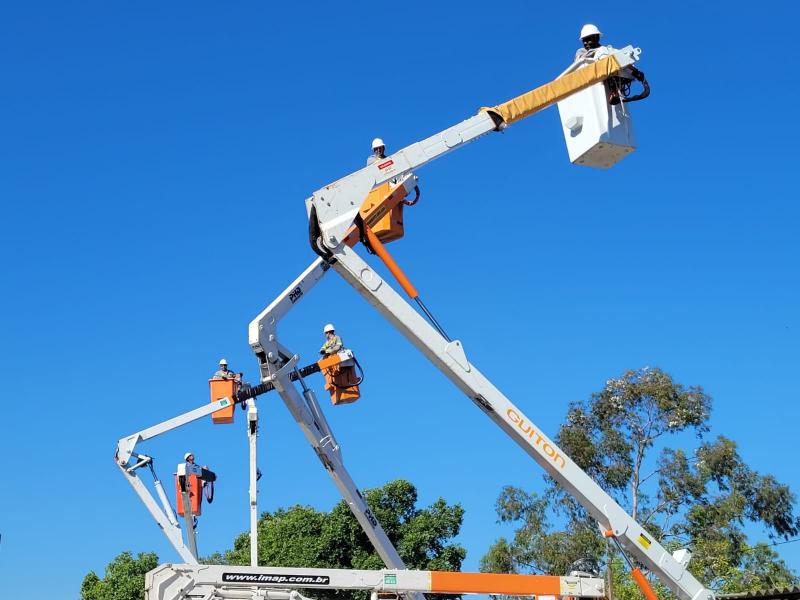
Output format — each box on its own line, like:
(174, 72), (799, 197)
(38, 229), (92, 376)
(235, 362), (321, 402)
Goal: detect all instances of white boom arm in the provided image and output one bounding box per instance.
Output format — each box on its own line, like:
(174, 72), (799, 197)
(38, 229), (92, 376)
(328, 245), (710, 600)
(115, 397), (235, 564)
(249, 255), (425, 600)
(282, 44), (712, 600)
(307, 46), (640, 249)
(116, 366), (420, 600)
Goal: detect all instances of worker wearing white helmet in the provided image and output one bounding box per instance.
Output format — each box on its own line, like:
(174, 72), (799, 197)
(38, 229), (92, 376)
(212, 358), (240, 381)
(573, 23), (650, 104)
(366, 138), (386, 166)
(183, 451), (203, 476)
(575, 24), (604, 62)
(319, 323), (344, 356)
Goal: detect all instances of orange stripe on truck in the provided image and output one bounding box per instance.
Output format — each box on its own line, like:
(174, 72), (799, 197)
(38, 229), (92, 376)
(429, 571), (562, 595)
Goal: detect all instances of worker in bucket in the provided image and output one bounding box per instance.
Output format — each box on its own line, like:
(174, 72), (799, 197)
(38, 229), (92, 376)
(212, 358), (241, 381)
(574, 24), (649, 105)
(366, 138), (386, 166)
(575, 24), (604, 61)
(183, 452), (203, 477)
(319, 323), (343, 356)
(184, 452), (216, 483)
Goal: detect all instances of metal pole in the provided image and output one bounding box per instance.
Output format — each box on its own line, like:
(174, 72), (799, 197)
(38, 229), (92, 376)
(247, 399), (259, 566)
(181, 488), (199, 560)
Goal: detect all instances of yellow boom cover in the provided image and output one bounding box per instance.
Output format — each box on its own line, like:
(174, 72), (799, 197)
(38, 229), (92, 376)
(482, 54), (623, 125)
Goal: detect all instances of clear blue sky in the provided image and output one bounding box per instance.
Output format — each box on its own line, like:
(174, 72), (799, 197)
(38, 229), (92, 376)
(1, 2), (798, 598)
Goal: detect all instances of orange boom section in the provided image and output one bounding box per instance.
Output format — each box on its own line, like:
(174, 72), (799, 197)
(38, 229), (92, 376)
(208, 379), (237, 424)
(429, 572), (562, 596)
(358, 181), (408, 244)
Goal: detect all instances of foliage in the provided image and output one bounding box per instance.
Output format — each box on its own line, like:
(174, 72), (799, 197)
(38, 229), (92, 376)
(481, 367), (800, 595)
(659, 438), (800, 589)
(479, 487), (603, 577)
(81, 551), (159, 600)
(557, 367), (711, 520)
(222, 479), (465, 600)
(82, 480), (462, 600)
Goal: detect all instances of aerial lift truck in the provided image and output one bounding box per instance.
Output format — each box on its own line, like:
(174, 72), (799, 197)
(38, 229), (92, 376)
(114, 42), (713, 600)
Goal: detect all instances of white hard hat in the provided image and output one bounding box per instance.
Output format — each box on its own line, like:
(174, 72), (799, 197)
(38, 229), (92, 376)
(580, 24), (602, 39)
(219, 358), (227, 365)
(323, 323), (335, 333)
(371, 137), (385, 150)
(184, 452), (193, 460)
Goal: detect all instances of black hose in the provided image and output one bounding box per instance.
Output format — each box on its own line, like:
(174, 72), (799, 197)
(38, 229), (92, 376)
(308, 204), (336, 263)
(623, 77), (650, 103)
(204, 480), (214, 504)
(403, 186), (421, 206)
(354, 215), (376, 255)
(235, 362), (323, 403)
(622, 67), (650, 103)
(328, 356), (365, 390)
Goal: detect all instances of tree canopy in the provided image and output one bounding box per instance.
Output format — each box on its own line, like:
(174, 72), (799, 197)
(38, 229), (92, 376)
(81, 551), (159, 600)
(82, 480), (464, 600)
(481, 367), (799, 596)
(217, 479), (465, 599)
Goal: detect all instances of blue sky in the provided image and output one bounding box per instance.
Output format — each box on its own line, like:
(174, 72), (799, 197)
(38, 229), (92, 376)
(1, 1), (799, 598)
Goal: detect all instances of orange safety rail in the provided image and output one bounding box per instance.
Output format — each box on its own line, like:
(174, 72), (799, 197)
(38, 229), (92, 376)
(208, 379), (237, 424)
(175, 474), (202, 516)
(429, 572), (562, 595)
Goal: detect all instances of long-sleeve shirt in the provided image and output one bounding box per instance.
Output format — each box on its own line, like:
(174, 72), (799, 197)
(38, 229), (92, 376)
(184, 462), (203, 477)
(574, 45), (611, 62)
(320, 335), (343, 355)
(212, 368), (238, 380)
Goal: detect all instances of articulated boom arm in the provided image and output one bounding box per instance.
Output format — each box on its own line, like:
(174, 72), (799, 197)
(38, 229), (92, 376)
(290, 44), (714, 600)
(307, 47), (640, 250)
(327, 245), (712, 600)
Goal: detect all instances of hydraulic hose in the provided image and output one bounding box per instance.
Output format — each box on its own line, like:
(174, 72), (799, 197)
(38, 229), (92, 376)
(328, 356), (365, 390)
(403, 186), (421, 206)
(622, 66), (650, 103)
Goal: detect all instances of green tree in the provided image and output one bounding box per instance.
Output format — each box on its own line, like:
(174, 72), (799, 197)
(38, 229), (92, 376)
(83, 480), (462, 600)
(81, 551), (159, 600)
(221, 479), (465, 599)
(481, 368), (799, 596)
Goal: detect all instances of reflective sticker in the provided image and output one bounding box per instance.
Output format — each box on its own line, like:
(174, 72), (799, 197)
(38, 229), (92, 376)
(638, 534), (652, 549)
(384, 574), (397, 585)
